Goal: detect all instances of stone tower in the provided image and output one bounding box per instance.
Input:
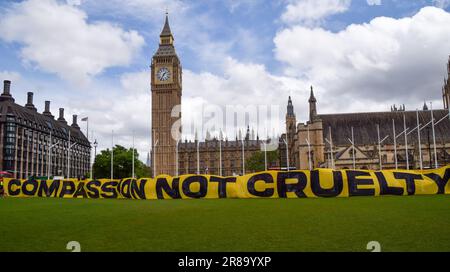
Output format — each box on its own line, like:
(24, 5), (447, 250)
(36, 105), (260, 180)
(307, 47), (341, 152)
(151, 14), (182, 176)
(286, 96), (297, 168)
(309, 86), (317, 122)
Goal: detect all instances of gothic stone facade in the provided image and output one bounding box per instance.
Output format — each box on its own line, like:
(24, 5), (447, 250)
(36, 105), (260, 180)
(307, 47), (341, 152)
(0, 80), (91, 179)
(285, 57), (450, 170)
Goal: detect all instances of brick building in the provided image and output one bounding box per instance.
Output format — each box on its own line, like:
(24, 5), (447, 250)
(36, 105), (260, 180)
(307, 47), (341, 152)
(0, 80), (91, 178)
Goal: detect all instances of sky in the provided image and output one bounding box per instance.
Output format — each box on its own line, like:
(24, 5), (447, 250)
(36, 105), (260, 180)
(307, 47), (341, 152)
(0, 0), (450, 162)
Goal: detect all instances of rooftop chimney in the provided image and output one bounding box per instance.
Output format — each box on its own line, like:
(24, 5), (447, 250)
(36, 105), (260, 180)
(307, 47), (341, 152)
(25, 92), (37, 111)
(58, 108), (67, 124)
(71, 114), (80, 129)
(0, 80), (14, 102)
(43, 101), (54, 118)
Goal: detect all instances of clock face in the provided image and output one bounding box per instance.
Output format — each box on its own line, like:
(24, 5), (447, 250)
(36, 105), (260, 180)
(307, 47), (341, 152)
(157, 67), (171, 82)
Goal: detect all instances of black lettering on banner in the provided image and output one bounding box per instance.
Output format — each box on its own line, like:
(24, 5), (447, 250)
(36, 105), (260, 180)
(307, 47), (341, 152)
(156, 177), (181, 199)
(393, 172), (422, 195)
(59, 181), (76, 198)
(248, 173), (274, 197)
(38, 180), (60, 197)
(209, 176), (236, 198)
(347, 171), (375, 196)
(86, 180), (101, 198)
(277, 171), (307, 198)
(7, 179), (21, 196)
(424, 168), (450, 194)
(375, 172), (404, 196)
(182, 176), (208, 199)
(311, 170), (343, 197)
(22, 179), (39, 196)
(120, 179), (133, 199)
(131, 179), (147, 200)
(100, 181), (119, 198)
(73, 182), (88, 198)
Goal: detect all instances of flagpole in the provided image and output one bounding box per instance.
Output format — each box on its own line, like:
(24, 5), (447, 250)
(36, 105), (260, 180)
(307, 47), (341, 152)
(403, 114), (409, 170)
(243, 137), (245, 175)
(197, 140), (200, 175)
(392, 119), (398, 170)
(307, 126), (312, 170)
(175, 139), (179, 177)
(430, 102), (438, 168)
(264, 141), (267, 171)
(329, 127), (334, 169)
(47, 130), (52, 178)
(67, 130), (70, 179)
(416, 110), (423, 170)
(351, 127), (355, 169)
(132, 130), (135, 179)
(377, 124), (382, 170)
(219, 130), (222, 176)
(111, 130), (114, 180)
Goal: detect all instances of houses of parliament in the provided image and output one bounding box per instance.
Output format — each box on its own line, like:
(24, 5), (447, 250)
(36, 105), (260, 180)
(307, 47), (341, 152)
(151, 15), (450, 177)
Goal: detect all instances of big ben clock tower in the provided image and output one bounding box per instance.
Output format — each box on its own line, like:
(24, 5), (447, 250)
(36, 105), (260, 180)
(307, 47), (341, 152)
(151, 13), (182, 176)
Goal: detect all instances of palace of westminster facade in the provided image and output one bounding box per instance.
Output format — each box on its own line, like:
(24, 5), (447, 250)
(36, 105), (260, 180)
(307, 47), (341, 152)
(151, 15), (450, 177)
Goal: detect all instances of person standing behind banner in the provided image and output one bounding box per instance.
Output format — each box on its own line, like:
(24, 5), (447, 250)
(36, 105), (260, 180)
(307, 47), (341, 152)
(0, 179), (4, 197)
(0, 171), (13, 197)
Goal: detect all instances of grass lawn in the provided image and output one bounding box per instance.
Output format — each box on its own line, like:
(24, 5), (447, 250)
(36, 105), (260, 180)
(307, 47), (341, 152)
(0, 195), (449, 252)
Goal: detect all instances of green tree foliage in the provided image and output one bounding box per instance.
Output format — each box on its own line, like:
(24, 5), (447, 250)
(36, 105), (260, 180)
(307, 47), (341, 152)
(93, 145), (151, 179)
(246, 150), (279, 172)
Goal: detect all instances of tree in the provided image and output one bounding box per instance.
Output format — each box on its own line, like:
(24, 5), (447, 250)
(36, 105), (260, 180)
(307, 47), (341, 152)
(93, 145), (151, 179)
(246, 150), (279, 172)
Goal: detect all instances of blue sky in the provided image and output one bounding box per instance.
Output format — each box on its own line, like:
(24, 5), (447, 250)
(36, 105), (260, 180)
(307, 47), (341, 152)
(0, 0), (450, 161)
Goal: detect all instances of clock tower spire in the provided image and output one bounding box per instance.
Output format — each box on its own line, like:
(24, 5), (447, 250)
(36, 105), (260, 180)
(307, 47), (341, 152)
(151, 13), (182, 176)
(160, 12), (174, 46)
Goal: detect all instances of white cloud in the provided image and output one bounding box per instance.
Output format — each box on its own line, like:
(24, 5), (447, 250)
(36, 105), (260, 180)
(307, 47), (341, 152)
(281, 0), (351, 26)
(433, 0), (450, 9)
(274, 6), (450, 113)
(0, 0), (145, 85)
(367, 0), (381, 6)
(181, 58), (308, 139)
(0, 71), (21, 83)
(66, 0), (82, 6)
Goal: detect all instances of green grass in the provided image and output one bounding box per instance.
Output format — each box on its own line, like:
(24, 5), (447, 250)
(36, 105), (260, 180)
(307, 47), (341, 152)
(0, 195), (449, 252)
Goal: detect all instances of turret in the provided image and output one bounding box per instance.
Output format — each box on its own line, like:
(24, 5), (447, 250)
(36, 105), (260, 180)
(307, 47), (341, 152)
(309, 86), (317, 122)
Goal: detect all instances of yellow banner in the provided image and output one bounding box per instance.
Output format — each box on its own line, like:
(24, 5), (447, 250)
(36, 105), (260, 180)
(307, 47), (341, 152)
(3, 166), (450, 200)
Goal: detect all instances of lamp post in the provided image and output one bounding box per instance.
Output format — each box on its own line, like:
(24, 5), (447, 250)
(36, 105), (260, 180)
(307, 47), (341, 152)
(306, 126), (312, 171)
(282, 137), (289, 172)
(403, 114), (409, 170)
(47, 130), (59, 179)
(376, 124), (389, 170)
(176, 139), (180, 177)
(347, 127), (356, 169)
(416, 110), (423, 170)
(67, 130), (76, 179)
(153, 140), (159, 178)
